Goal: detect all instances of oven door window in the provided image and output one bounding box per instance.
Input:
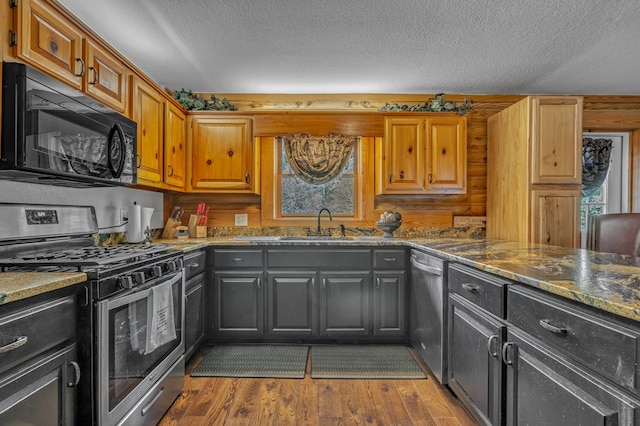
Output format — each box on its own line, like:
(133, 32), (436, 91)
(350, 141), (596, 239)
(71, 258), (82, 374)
(102, 272), (183, 411)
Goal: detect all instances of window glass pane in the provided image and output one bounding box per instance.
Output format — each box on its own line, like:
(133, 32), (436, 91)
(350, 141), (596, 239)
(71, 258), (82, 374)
(281, 148), (293, 174)
(281, 176), (354, 215)
(279, 139), (356, 217)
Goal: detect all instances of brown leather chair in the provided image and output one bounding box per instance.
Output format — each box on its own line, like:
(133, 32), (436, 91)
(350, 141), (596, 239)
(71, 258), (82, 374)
(587, 213), (640, 257)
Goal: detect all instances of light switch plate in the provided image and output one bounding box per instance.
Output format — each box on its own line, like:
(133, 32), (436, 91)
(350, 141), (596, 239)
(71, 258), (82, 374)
(235, 214), (248, 226)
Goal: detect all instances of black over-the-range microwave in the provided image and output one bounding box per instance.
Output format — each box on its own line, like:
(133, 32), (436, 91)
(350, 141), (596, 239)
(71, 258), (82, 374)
(0, 61), (137, 187)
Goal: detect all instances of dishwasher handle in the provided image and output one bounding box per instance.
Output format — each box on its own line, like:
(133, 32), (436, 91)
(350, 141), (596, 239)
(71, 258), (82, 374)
(410, 256), (442, 276)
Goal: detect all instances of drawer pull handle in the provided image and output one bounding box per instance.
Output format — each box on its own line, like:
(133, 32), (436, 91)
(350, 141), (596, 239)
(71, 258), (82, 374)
(487, 335), (499, 358)
(231, 257), (244, 262)
(141, 386), (165, 416)
(461, 283), (479, 292)
(539, 319), (567, 334)
(188, 262), (200, 269)
(0, 336), (28, 353)
(68, 361), (81, 387)
(383, 257), (396, 262)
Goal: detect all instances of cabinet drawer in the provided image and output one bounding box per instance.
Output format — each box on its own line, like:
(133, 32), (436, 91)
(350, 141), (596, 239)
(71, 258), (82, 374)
(373, 249), (406, 269)
(0, 291), (76, 375)
(267, 249), (371, 269)
(184, 250), (206, 280)
(508, 285), (640, 393)
(448, 264), (508, 318)
(214, 249), (263, 268)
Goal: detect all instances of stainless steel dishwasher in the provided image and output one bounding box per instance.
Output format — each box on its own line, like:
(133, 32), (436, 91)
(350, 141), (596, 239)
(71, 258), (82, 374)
(409, 249), (448, 383)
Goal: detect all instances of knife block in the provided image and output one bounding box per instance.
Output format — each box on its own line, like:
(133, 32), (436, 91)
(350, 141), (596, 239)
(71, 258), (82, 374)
(162, 218), (181, 239)
(187, 215), (207, 238)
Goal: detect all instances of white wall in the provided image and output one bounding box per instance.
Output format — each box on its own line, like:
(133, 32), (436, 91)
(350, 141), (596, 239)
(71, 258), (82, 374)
(0, 180), (164, 233)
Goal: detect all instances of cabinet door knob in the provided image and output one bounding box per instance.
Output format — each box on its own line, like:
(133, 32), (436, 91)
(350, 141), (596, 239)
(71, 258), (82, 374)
(501, 342), (516, 365)
(167, 164), (174, 177)
(487, 335), (499, 357)
(67, 361), (81, 387)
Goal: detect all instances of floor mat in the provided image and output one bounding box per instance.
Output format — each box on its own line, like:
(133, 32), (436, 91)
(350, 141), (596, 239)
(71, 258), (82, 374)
(310, 345), (427, 379)
(191, 345), (308, 378)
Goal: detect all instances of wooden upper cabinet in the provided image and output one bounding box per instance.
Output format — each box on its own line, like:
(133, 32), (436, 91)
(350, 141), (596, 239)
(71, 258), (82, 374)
(531, 188), (581, 247)
(486, 95), (583, 248)
(14, 0), (128, 112)
(131, 77), (165, 184)
(188, 115), (258, 193)
(426, 116), (467, 193)
(531, 97), (583, 184)
(376, 115), (467, 195)
(16, 0), (83, 89)
(164, 102), (187, 190)
(83, 39), (127, 112)
(379, 116), (425, 193)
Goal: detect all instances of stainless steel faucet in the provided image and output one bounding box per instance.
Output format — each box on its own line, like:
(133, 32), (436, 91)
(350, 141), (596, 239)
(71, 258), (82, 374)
(316, 208), (332, 235)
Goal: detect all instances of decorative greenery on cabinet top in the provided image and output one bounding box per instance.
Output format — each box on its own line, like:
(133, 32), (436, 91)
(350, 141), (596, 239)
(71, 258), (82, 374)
(169, 88), (238, 111)
(378, 93), (473, 114)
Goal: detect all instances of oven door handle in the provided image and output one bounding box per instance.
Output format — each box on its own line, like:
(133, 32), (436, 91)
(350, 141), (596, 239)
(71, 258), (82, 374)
(104, 271), (182, 310)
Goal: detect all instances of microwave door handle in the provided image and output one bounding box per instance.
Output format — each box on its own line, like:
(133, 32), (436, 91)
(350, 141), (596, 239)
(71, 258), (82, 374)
(107, 123), (126, 178)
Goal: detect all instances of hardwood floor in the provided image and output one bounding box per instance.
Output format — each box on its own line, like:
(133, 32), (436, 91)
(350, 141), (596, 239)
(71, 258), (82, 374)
(159, 347), (478, 425)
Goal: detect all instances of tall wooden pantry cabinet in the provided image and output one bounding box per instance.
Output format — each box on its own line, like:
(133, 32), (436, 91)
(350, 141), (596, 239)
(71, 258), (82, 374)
(486, 96), (583, 248)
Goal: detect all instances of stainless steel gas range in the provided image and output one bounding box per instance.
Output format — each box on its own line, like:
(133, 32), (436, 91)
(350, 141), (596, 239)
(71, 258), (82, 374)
(0, 203), (185, 425)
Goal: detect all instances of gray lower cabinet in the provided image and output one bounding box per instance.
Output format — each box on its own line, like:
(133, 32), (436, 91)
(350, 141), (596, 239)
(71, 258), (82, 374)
(448, 262), (640, 426)
(0, 286), (80, 425)
(447, 264), (508, 426)
(212, 271), (264, 338)
(503, 327), (640, 425)
(184, 250), (206, 361)
(449, 293), (505, 426)
(267, 271), (316, 338)
(373, 271), (406, 336)
(211, 246), (407, 342)
(319, 271), (372, 337)
(210, 249), (264, 339)
(503, 284), (640, 425)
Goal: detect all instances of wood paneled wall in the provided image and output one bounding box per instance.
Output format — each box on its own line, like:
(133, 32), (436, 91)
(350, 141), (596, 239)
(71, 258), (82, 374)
(168, 94), (640, 228)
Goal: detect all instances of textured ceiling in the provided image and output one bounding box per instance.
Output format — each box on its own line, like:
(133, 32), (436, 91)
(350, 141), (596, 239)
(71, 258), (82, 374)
(57, 0), (640, 95)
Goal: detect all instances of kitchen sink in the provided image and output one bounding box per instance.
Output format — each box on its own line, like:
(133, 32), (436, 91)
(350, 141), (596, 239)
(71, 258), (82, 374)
(230, 235), (359, 242)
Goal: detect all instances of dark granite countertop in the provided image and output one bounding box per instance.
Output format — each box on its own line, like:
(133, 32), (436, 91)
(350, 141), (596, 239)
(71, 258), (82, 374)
(156, 236), (640, 323)
(6, 235), (640, 324)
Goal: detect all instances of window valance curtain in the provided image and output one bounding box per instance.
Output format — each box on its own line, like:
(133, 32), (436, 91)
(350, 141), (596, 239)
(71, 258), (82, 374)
(282, 133), (358, 185)
(582, 137), (613, 197)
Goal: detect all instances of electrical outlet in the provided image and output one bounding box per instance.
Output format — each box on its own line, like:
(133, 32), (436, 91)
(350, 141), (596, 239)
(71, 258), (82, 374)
(120, 209), (128, 224)
(235, 213), (248, 226)
(453, 216), (486, 228)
